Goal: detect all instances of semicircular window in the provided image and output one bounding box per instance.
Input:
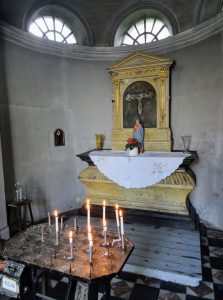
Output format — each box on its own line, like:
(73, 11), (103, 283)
(28, 16), (77, 44)
(122, 17), (171, 46)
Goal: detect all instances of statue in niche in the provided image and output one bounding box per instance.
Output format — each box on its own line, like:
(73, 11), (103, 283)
(54, 129), (65, 146)
(133, 119), (144, 153)
(123, 81), (157, 128)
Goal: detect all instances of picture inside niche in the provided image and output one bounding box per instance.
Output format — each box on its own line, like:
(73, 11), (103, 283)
(54, 129), (65, 146)
(123, 81), (157, 128)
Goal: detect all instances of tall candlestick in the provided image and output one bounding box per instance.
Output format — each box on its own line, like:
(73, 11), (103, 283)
(61, 216), (63, 230)
(86, 199), (90, 230)
(89, 240), (93, 265)
(74, 217), (77, 231)
(56, 231), (59, 246)
(104, 224), (107, 245)
(103, 200), (106, 226)
(41, 227), (44, 243)
(115, 204), (120, 238)
(69, 230), (73, 259)
(88, 225), (92, 241)
(119, 210), (124, 250)
(119, 210), (124, 235)
(48, 212), (51, 226)
(55, 210), (59, 233)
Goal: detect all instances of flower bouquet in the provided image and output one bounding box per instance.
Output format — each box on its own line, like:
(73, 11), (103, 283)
(125, 138), (139, 156)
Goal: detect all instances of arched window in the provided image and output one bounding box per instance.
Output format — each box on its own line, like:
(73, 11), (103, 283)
(28, 16), (77, 44)
(110, 5), (178, 47)
(24, 4), (94, 46)
(122, 17), (171, 46)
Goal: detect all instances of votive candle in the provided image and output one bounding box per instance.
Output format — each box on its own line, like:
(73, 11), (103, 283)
(61, 216), (63, 230)
(69, 230), (73, 258)
(89, 240), (93, 265)
(103, 200), (106, 226)
(55, 210), (59, 233)
(120, 210), (124, 235)
(115, 204), (120, 227)
(86, 199), (90, 230)
(48, 212), (51, 226)
(74, 217), (77, 231)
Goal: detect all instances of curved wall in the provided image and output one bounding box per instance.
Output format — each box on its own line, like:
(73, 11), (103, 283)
(0, 14), (223, 228)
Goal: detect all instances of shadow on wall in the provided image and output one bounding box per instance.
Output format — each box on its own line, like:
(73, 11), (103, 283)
(0, 42), (16, 203)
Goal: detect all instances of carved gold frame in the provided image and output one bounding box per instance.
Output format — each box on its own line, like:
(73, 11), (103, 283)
(107, 52), (173, 151)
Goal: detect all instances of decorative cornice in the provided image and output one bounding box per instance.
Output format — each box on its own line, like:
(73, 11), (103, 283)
(0, 12), (223, 61)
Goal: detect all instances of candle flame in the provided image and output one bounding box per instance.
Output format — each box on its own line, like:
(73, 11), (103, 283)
(69, 230), (72, 238)
(88, 232), (92, 241)
(103, 200), (106, 206)
(55, 210), (58, 217)
(116, 204), (119, 210)
(87, 199), (90, 205)
(119, 210), (122, 217)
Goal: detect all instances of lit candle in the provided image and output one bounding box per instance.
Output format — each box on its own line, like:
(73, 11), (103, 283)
(89, 240), (93, 265)
(104, 221), (107, 245)
(119, 210), (124, 235)
(88, 232), (92, 242)
(103, 200), (106, 226)
(115, 204), (120, 227)
(61, 216), (63, 230)
(55, 210), (59, 233)
(48, 212), (51, 226)
(69, 230), (73, 258)
(88, 225), (92, 241)
(86, 199), (90, 230)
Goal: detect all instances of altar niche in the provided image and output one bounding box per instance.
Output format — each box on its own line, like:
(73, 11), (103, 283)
(107, 51), (173, 151)
(54, 129), (65, 146)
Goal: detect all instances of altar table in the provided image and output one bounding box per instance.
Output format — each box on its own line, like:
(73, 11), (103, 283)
(0, 223), (133, 300)
(90, 150), (190, 188)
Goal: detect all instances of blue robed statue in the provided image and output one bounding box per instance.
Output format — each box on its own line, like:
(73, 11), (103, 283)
(133, 119), (144, 153)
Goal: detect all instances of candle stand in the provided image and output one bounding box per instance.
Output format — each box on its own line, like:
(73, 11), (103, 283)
(0, 222), (133, 300)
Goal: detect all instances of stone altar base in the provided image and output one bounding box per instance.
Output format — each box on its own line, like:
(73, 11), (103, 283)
(79, 166), (195, 215)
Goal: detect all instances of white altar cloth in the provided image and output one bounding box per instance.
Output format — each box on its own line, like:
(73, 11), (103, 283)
(90, 150), (190, 188)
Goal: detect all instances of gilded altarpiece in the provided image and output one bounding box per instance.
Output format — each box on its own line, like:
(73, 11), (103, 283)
(107, 52), (173, 151)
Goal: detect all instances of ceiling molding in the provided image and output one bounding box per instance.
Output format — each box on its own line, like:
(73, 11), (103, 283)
(0, 12), (223, 61)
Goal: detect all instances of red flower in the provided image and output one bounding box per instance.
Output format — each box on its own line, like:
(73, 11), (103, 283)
(125, 137), (139, 150)
(127, 138), (138, 145)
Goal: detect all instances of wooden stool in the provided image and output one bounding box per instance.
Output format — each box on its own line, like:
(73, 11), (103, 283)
(7, 199), (34, 233)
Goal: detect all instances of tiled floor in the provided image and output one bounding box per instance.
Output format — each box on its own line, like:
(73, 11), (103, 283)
(1, 222), (223, 299)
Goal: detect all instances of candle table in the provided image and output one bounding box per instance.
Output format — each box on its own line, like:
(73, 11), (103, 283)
(0, 223), (133, 300)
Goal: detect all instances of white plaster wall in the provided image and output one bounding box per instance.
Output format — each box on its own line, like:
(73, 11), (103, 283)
(0, 42), (113, 220)
(0, 32), (223, 228)
(170, 33), (223, 228)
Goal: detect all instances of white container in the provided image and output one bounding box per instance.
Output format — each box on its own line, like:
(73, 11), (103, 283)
(128, 148), (138, 156)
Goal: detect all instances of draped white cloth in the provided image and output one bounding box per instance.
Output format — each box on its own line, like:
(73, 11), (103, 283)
(90, 150), (190, 188)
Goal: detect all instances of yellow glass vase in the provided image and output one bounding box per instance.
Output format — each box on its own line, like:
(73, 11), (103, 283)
(95, 134), (103, 150)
